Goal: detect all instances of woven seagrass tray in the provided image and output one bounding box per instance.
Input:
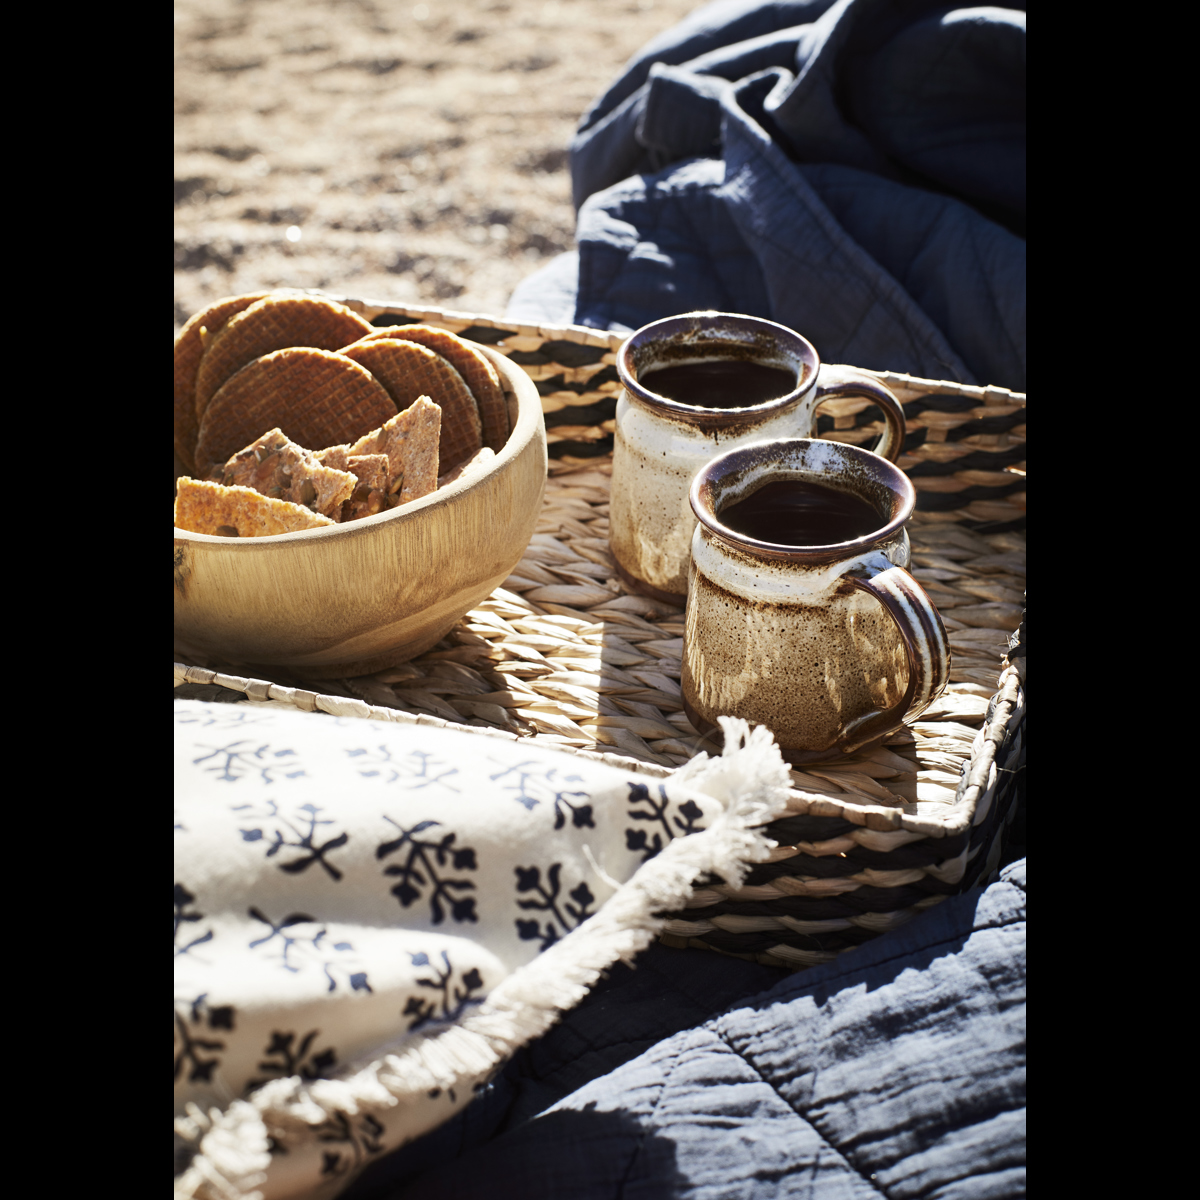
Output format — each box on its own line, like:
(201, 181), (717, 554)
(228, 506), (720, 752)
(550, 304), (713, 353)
(174, 298), (1027, 970)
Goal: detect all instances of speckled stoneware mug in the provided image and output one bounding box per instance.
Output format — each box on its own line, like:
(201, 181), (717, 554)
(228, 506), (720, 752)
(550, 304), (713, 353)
(610, 312), (906, 603)
(682, 438), (950, 764)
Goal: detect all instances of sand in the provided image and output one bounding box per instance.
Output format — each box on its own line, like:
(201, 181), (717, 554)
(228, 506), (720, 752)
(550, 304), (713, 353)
(174, 0), (698, 333)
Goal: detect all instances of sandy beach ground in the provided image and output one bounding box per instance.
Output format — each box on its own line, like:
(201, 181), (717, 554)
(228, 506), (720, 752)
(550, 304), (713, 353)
(174, 0), (698, 334)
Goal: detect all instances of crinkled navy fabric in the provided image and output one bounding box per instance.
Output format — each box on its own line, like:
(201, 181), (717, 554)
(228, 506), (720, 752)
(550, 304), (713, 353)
(571, 0), (1026, 224)
(570, 0), (840, 207)
(347, 860), (1026, 1199)
(342, 940), (791, 1197)
(510, 0), (1026, 392)
(845, 7), (1026, 223)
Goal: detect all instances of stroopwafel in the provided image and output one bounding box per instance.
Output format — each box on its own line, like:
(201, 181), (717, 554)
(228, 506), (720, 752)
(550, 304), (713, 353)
(173, 292), (269, 471)
(195, 348), (397, 473)
(194, 295), (371, 418)
(341, 338), (481, 471)
(364, 325), (509, 451)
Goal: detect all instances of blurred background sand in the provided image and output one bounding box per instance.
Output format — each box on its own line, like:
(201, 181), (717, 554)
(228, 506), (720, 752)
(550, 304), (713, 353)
(174, 0), (698, 334)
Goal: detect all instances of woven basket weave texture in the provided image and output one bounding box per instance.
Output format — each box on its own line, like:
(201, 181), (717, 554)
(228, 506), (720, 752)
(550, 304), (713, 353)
(174, 299), (1027, 969)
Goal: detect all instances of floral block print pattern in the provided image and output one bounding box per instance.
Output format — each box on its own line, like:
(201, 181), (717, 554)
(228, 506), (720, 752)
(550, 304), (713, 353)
(174, 700), (728, 1140)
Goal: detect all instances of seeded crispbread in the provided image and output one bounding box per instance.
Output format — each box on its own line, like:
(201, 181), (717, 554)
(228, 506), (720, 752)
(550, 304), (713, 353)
(173, 292), (270, 471)
(174, 478), (335, 537)
(215, 428), (357, 520)
(196, 348), (397, 473)
(364, 325), (509, 451)
(313, 444), (351, 472)
(341, 454), (392, 521)
(194, 295), (371, 418)
(340, 338), (481, 472)
(343, 395), (442, 506)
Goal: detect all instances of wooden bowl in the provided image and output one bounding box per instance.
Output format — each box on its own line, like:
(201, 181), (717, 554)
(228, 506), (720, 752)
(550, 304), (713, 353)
(173, 347), (546, 678)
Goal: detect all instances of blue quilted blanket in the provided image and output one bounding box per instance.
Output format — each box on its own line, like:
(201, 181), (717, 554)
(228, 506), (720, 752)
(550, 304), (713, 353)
(508, 0), (1026, 392)
(345, 858), (1027, 1198)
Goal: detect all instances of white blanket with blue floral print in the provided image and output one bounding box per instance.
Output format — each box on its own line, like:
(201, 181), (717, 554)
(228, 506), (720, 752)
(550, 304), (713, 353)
(173, 699), (791, 1200)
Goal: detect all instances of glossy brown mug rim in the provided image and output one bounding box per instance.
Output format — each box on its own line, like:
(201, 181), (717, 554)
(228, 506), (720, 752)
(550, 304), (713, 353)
(616, 311), (819, 430)
(689, 438), (916, 565)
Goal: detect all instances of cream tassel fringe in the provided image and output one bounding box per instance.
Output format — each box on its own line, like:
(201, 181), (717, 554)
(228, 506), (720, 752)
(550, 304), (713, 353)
(174, 717), (791, 1200)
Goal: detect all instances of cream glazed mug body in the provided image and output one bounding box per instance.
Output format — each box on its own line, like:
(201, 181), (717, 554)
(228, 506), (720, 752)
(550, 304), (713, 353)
(609, 311), (907, 603)
(682, 439), (950, 764)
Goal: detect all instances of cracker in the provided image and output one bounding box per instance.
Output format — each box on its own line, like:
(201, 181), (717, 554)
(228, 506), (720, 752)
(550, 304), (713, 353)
(341, 453), (392, 521)
(216, 428), (357, 519)
(194, 295), (371, 418)
(313, 444), (351, 471)
(173, 292), (269, 471)
(195, 348), (397, 473)
(174, 478), (335, 537)
(347, 394), (442, 505)
(364, 325), (509, 451)
(341, 338), (481, 471)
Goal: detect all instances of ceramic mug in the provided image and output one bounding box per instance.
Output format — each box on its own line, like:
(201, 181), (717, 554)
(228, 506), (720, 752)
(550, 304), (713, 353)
(681, 438), (949, 764)
(610, 311), (906, 603)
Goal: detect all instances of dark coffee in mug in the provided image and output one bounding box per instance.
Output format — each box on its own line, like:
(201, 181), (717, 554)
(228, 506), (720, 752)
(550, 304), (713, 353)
(718, 479), (882, 546)
(685, 436), (948, 761)
(640, 360), (796, 409)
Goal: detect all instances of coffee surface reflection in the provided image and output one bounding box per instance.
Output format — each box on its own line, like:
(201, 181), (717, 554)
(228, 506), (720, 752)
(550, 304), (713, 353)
(719, 480), (882, 546)
(640, 360), (795, 409)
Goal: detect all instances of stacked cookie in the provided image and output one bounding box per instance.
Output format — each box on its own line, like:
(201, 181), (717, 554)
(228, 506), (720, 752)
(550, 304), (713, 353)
(173, 293), (510, 537)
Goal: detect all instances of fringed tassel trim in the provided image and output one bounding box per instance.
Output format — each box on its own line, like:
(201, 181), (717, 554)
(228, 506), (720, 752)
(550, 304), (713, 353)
(175, 717), (790, 1200)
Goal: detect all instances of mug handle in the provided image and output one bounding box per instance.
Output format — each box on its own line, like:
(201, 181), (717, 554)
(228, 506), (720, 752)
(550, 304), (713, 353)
(814, 365), (906, 463)
(836, 565), (951, 754)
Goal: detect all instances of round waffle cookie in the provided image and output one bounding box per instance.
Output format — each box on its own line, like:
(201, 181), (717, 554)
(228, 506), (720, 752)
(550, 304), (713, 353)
(341, 338), (482, 472)
(364, 325), (509, 451)
(194, 296), (372, 419)
(173, 292), (269, 472)
(195, 348), (397, 473)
